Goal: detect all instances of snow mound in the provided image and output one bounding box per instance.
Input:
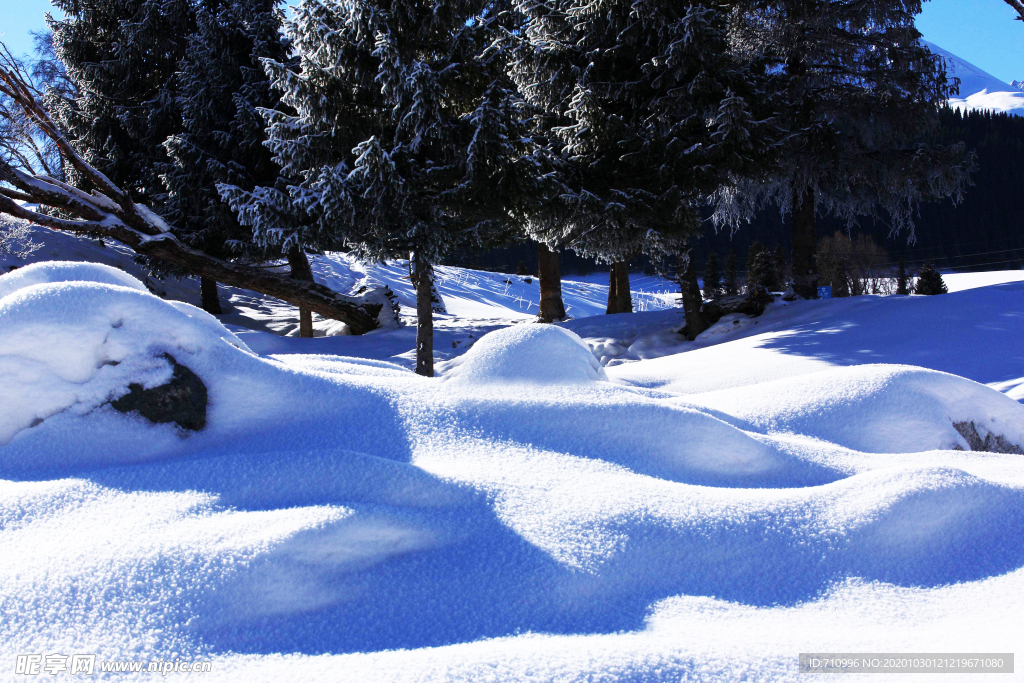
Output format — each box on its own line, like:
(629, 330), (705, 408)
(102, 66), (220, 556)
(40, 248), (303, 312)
(444, 324), (607, 385)
(686, 364), (1024, 453)
(0, 281), (250, 452)
(0, 260), (148, 299)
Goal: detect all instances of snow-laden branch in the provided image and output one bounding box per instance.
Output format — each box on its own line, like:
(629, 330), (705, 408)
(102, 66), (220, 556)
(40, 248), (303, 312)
(0, 45), (383, 334)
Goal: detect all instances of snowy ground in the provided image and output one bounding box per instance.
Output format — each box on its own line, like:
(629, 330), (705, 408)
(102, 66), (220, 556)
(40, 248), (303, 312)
(2, 229), (1024, 681)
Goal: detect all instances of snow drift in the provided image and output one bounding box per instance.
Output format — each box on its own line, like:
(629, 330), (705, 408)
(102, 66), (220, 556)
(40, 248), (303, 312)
(0, 260), (150, 298)
(2, 261), (1024, 681)
(684, 364), (1024, 454)
(442, 324), (607, 385)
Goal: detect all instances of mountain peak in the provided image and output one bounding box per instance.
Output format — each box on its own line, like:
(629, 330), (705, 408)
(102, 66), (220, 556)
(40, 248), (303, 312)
(923, 40), (1024, 117)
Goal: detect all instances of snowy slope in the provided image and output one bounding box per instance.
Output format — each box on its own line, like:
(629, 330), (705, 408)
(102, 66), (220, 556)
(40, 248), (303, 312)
(2, 265), (1024, 682)
(925, 40), (1024, 117)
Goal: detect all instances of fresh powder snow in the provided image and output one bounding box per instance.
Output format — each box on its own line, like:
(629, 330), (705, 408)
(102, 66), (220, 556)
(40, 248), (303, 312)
(2, 243), (1024, 681)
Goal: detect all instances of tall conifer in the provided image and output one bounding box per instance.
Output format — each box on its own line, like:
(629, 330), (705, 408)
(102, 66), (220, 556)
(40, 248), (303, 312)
(508, 0), (781, 294)
(224, 0), (534, 373)
(718, 0), (975, 298)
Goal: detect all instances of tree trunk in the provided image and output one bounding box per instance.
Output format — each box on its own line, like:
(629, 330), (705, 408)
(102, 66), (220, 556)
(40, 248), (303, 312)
(286, 246), (315, 338)
(678, 251), (709, 340)
(606, 263), (619, 314)
(537, 243), (566, 322)
(199, 277), (222, 315)
(786, 7), (818, 301)
(791, 184), (818, 299)
(413, 252), (434, 377)
(614, 261), (633, 313)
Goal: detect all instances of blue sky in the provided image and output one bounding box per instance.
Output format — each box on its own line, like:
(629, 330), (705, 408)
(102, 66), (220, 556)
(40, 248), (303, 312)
(3, 0), (1024, 83)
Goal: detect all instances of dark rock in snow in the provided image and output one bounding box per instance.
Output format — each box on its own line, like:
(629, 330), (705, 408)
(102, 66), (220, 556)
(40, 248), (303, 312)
(111, 355), (208, 431)
(953, 421), (1023, 455)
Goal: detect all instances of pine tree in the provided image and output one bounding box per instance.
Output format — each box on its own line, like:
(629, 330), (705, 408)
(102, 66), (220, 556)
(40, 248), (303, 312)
(724, 251), (738, 296)
(751, 249), (780, 291)
(772, 244), (787, 288)
(746, 241), (765, 292)
(49, 0), (196, 206)
(897, 257), (911, 295)
(702, 252), (721, 300)
(718, 0), (975, 299)
(508, 0), (781, 301)
(225, 0), (532, 374)
(162, 0), (291, 313)
(915, 261), (947, 295)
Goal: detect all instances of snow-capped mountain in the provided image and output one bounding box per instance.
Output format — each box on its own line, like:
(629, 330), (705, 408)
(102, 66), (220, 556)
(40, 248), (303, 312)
(924, 40), (1024, 117)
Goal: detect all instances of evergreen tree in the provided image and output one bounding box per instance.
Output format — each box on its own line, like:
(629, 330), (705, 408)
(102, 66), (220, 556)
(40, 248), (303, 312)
(717, 0), (975, 299)
(750, 249), (780, 291)
(724, 251), (738, 296)
(915, 260), (947, 295)
(49, 0), (196, 206)
(772, 244), (787, 287)
(508, 0), (781, 305)
(162, 0), (291, 312)
(746, 241), (765, 292)
(897, 257), (911, 295)
(225, 0), (532, 374)
(702, 252), (721, 300)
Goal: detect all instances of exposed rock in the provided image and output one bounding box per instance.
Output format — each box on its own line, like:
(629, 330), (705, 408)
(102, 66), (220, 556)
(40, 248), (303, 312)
(953, 421), (1023, 455)
(110, 355), (208, 431)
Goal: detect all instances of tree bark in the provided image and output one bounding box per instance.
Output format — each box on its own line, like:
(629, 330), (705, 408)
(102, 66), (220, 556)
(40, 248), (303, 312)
(537, 242), (566, 322)
(606, 263), (619, 314)
(614, 261), (633, 313)
(791, 184), (818, 299)
(678, 251), (709, 340)
(413, 252), (434, 377)
(286, 246), (315, 338)
(199, 277), (222, 315)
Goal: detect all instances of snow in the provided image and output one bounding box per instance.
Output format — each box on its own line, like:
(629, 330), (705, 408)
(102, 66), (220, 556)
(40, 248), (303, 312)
(610, 283), (1024, 401)
(684, 364), (1024, 454)
(0, 260), (149, 299)
(3, 247), (1024, 680)
(943, 269), (1024, 292)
